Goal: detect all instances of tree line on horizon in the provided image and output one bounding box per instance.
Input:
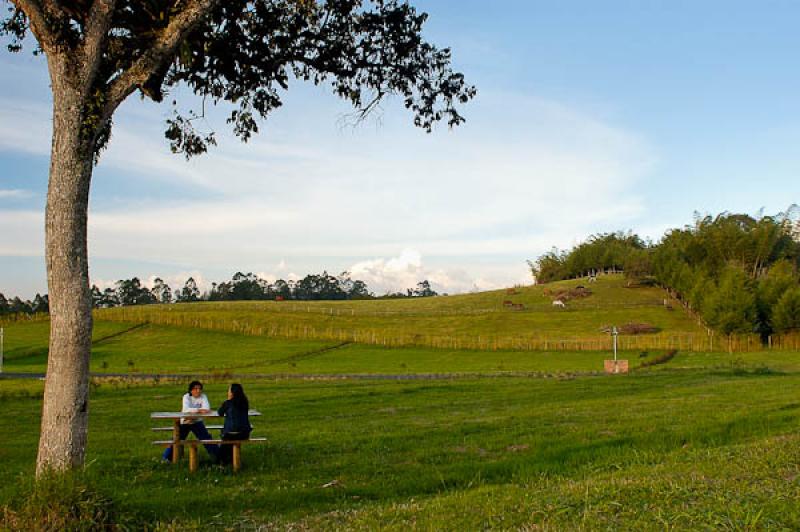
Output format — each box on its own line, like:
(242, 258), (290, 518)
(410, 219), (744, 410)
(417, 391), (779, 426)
(1, 272), (439, 316)
(0, 293), (50, 316)
(529, 207), (800, 337)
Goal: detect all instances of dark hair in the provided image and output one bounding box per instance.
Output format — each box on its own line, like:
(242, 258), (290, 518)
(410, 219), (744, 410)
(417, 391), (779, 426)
(229, 383), (249, 410)
(187, 380), (203, 394)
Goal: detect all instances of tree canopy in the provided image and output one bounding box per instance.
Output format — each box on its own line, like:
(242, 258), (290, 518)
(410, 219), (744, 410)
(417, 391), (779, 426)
(2, 0), (476, 158)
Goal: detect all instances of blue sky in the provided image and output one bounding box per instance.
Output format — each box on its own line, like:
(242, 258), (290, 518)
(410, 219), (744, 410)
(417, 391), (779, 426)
(1, 0), (799, 298)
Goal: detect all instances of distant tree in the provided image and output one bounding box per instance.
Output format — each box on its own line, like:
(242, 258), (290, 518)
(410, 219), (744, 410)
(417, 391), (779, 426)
(704, 266), (758, 336)
(177, 278), (201, 303)
(115, 278), (156, 306)
(90, 285), (103, 308)
(623, 248), (653, 282)
(414, 280), (437, 297)
(32, 293), (50, 313)
(100, 287), (119, 308)
(772, 287), (800, 333)
(230, 272), (266, 300)
(295, 271), (345, 300)
(9, 297), (32, 314)
(151, 278), (173, 304)
(337, 271), (355, 295)
(349, 280), (372, 299)
(528, 249), (567, 284)
(272, 279), (293, 301)
(0, 293), (8, 314)
(756, 260), (798, 335)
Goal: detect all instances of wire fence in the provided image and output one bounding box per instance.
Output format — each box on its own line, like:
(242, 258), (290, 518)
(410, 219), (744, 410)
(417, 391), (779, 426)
(0, 312), (49, 327)
(6, 307), (798, 353)
(91, 309), (798, 353)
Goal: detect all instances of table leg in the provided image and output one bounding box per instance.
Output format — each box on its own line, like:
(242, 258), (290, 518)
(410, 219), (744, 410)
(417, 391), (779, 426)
(189, 444), (198, 473)
(232, 443), (241, 472)
(172, 419), (180, 464)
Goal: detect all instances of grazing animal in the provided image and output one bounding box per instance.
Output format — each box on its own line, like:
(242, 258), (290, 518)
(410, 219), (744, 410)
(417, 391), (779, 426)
(552, 300), (566, 308)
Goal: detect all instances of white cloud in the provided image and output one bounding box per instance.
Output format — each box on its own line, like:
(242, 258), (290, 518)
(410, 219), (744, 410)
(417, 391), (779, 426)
(0, 189), (33, 199)
(0, 84), (657, 295)
(348, 248), (530, 295)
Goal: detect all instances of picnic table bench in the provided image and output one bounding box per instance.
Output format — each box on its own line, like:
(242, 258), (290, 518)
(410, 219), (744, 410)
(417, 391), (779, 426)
(151, 410), (266, 472)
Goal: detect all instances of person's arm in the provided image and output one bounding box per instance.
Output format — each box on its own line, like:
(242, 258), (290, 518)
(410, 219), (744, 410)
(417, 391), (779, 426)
(217, 400), (228, 417)
(198, 394), (211, 413)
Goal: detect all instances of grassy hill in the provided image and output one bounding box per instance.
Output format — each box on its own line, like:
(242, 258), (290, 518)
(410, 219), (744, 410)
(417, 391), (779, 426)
(2, 274), (785, 376)
(91, 275), (712, 351)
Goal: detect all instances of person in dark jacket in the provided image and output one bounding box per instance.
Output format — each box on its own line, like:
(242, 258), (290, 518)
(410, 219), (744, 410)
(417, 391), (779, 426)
(216, 383), (252, 465)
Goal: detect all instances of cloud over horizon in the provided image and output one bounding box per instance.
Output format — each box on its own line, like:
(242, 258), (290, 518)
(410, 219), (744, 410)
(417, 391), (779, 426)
(0, 75), (655, 297)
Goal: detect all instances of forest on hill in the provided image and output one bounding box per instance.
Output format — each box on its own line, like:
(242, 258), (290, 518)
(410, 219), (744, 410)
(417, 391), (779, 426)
(529, 208), (800, 337)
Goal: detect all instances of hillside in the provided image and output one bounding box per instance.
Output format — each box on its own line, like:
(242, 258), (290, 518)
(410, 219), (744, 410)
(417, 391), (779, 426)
(91, 274), (711, 351)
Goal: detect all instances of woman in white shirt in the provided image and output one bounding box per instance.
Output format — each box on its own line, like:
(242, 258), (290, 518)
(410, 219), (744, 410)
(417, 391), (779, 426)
(162, 380), (219, 462)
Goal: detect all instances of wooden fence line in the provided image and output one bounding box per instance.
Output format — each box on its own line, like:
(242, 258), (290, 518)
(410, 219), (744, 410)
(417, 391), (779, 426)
(87, 309), (800, 353)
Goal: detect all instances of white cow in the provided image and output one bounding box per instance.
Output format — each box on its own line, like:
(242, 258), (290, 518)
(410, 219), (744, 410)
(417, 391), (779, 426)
(552, 300), (566, 308)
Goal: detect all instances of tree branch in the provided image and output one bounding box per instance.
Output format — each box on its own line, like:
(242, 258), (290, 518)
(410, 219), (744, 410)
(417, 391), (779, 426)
(80, 0), (116, 94)
(102, 0), (221, 122)
(10, 0), (55, 49)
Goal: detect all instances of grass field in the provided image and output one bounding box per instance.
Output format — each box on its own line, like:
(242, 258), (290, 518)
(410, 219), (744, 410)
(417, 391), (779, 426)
(92, 276), (714, 351)
(5, 316), (800, 377)
(2, 368), (799, 529)
(3, 278), (799, 529)
(0, 319), (656, 375)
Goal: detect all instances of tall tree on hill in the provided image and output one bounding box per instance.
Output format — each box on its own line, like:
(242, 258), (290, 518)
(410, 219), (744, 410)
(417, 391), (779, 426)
(176, 277), (200, 303)
(32, 293), (50, 313)
(3, 0), (473, 473)
(414, 279), (437, 297)
(703, 265), (758, 336)
(772, 287), (800, 333)
(151, 278), (173, 304)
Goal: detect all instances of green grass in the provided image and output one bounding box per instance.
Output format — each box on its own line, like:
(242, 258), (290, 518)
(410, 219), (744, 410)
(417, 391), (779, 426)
(2, 319), (687, 375)
(2, 368), (799, 529)
(92, 276), (710, 351)
(7, 318), (799, 376)
(3, 277), (798, 528)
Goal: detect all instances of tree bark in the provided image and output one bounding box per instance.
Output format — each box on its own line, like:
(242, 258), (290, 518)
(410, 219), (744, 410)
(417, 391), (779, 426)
(36, 54), (95, 475)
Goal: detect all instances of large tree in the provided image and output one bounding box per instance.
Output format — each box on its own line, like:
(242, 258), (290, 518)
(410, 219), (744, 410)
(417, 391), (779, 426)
(2, 0), (474, 474)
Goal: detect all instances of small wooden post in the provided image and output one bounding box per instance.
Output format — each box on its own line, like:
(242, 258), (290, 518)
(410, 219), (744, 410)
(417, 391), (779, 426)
(232, 443), (242, 472)
(172, 420), (181, 464)
(189, 444), (198, 473)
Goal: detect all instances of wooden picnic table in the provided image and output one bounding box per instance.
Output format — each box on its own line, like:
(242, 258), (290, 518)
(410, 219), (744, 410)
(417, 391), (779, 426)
(151, 410), (262, 464)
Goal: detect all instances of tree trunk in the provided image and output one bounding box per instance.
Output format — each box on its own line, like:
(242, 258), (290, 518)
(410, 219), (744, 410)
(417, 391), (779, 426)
(36, 56), (95, 475)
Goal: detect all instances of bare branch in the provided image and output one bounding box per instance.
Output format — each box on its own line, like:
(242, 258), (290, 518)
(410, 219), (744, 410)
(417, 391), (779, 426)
(10, 0), (54, 48)
(80, 0), (116, 94)
(102, 0), (221, 122)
